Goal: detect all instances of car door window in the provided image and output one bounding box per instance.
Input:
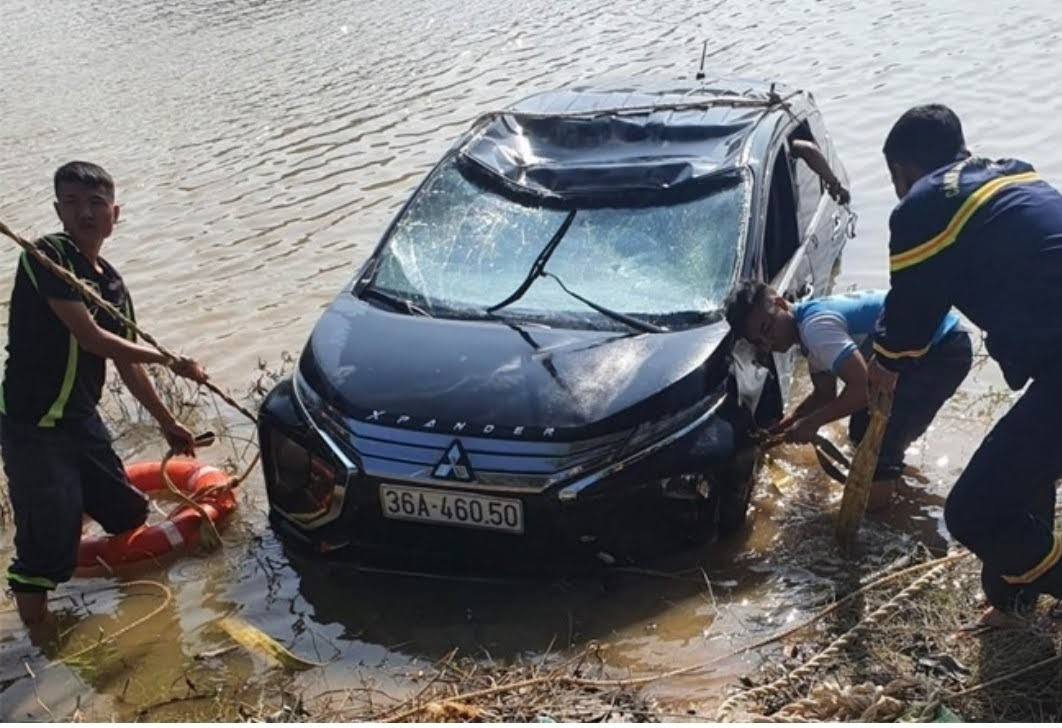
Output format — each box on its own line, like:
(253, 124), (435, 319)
(788, 122), (826, 239)
(763, 149), (800, 281)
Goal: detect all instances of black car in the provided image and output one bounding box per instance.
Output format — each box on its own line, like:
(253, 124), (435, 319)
(257, 79), (854, 567)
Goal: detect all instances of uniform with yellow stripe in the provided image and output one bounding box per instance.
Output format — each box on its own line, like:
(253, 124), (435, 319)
(874, 158), (1062, 387)
(873, 156), (1062, 611)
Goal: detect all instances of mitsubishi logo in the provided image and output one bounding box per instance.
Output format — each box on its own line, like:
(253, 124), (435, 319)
(433, 440), (474, 482)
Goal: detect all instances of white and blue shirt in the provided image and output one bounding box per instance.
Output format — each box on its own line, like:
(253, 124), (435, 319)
(792, 290), (959, 374)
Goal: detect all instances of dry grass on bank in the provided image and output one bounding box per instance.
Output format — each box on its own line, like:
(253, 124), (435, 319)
(197, 549), (1062, 723)
(125, 645), (662, 723)
(718, 550), (1062, 722)
(299, 647), (660, 723)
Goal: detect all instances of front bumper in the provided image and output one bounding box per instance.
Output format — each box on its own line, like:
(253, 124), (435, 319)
(257, 378), (753, 567)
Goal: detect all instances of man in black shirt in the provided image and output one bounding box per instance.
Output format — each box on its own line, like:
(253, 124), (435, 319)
(1, 161), (208, 629)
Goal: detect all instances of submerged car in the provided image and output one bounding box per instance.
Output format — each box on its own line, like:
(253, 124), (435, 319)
(258, 79), (854, 567)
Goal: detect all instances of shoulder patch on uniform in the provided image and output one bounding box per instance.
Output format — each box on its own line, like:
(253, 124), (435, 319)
(943, 158), (974, 198)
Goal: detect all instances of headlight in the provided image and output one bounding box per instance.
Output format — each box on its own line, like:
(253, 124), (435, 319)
(268, 430), (338, 523)
(558, 393), (727, 502)
(619, 391), (722, 458)
(293, 368), (356, 454)
(293, 367), (323, 414)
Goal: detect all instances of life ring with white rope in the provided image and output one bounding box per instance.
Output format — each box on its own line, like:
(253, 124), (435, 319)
(77, 459), (236, 569)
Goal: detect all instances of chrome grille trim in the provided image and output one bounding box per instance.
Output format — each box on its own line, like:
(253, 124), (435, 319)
(308, 409), (630, 494)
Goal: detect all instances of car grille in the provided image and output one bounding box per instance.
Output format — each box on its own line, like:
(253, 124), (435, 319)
(310, 412), (630, 494)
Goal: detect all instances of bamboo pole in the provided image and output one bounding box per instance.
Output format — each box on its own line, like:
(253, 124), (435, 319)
(835, 381), (894, 549)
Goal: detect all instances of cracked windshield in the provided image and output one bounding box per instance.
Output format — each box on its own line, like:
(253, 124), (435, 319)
(1, 0), (1061, 722)
(372, 163), (744, 327)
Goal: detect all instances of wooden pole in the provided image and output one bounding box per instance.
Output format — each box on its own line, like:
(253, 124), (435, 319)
(835, 382), (894, 549)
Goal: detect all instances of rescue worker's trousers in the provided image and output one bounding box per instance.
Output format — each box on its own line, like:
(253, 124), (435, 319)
(850, 329), (972, 480)
(944, 375), (1062, 610)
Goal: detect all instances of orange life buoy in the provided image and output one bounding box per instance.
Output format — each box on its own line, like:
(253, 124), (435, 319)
(77, 459), (237, 569)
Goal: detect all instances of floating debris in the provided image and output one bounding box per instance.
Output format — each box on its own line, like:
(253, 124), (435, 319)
(217, 616), (325, 672)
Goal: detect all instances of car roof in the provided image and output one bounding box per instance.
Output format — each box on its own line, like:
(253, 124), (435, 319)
(456, 78), (813, 206)
(507, 77), (800, 115)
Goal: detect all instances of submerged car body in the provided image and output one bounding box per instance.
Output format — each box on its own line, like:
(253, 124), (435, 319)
(258, 78), (853, 567)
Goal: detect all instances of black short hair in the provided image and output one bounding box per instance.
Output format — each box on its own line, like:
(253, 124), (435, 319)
(724, 279), (771, 337)
(882, 104), (966, 172)
(53, 161), (115, 198)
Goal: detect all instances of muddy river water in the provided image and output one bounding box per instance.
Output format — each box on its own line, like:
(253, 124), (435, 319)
(1, 0), (1060, 719)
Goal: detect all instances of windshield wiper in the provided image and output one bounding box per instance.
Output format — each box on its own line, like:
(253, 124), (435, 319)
(359, 287), (433, 317)
(484, 207), (664, 334)
(487, 210), (577, 313)
(541, 272), (666, 334)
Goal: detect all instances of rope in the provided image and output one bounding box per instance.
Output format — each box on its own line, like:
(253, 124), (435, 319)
(46, 579), (173, 668)
(715, 559), (956, 722)
(373, 550), (974, 717)
(768, 679), (916, 722)
(467, 90), (804, 125)
(0, 220), (257, 425)
(159, 449), (223, 551)
(158, 445), (258, 552)
(945, 653), (1062, 701)
(720, 552), (969, 660)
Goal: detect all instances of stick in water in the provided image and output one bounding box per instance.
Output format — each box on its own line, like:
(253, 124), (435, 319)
(835, 382), (894, 549)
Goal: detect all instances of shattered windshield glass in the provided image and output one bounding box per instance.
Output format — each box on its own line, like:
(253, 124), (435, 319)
(367, 161), (747, 330)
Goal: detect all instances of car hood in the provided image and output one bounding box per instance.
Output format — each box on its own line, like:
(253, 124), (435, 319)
(298, 295), (730, 440)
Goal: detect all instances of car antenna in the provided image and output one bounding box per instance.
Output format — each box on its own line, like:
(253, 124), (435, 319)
(695, 39), (708, 81)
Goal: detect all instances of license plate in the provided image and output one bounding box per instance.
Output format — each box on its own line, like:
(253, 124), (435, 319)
(379, 484), (524, 534)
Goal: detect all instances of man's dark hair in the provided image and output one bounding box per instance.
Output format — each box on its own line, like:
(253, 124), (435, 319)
(53, 161), (115, 198)
(882, 104), (966, 171)
(724, 279), (771, 336)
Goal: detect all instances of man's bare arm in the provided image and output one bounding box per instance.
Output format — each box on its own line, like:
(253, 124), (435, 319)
(45, 298), (208, 382)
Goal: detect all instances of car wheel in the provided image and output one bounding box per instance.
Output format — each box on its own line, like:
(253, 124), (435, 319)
(715, 445), (761, 536)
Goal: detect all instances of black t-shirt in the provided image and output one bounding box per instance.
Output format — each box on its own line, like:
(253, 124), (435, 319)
(1, 233), (135, 427)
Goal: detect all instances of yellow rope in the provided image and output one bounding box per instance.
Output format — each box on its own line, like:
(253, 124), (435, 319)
(946, 653), (1062, 701)
(46, 580), (173, 668)
(157, 440), (259, 552)
(715, 559), (956, 721)
(159, 449), (224, 551)
(383, 550), (978, 725)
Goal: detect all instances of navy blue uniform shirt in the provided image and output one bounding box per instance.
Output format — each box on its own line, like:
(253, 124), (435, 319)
(874, 157), (1062, 389)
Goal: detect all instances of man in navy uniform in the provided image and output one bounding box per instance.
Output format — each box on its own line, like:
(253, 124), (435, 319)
(869, 105), (1062, 627)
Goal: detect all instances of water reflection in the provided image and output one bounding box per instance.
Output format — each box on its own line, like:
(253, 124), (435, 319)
(281, 539), (771, 661)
